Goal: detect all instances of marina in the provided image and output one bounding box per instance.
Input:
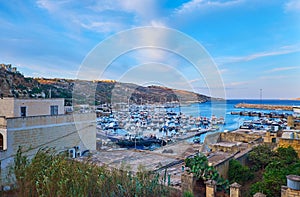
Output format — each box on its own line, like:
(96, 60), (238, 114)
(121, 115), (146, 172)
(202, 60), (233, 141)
(96, 103), (225, 150)
(96, 100), (300, 150)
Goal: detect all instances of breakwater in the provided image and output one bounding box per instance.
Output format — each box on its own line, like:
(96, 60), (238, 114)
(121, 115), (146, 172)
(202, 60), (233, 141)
(235, 103), (293, 111)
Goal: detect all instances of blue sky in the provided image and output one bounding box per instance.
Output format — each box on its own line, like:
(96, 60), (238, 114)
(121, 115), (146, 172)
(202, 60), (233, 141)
(0, 0), (299, 99)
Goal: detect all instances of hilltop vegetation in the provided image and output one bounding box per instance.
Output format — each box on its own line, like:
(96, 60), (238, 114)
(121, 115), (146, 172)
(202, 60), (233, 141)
(0, 66), (213, 105)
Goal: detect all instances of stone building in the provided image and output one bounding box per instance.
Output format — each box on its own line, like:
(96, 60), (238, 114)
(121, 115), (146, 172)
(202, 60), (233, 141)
(0, 98), (96, 187)
(287, 115), (300, 129)
(0, 64), (17, 73)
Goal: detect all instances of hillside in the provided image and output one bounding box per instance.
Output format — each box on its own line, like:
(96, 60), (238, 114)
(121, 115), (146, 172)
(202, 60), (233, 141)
(0, 67), (41, 98)
(0, 66), (213, 105)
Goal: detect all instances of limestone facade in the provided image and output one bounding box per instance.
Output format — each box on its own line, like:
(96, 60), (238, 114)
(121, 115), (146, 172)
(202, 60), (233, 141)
(278, 138), (300, 158)
(0, 98), (65, 118)
(0, 113), (96, 186)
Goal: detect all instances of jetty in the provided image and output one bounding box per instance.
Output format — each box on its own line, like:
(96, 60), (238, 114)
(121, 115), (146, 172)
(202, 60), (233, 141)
(235, 103), (293, 111)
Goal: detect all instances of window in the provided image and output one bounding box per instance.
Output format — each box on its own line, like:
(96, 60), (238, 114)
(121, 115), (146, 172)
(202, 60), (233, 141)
(20, 106), (26, 117)
(50, 105), (58, 115)
(0, 133), (3, 151)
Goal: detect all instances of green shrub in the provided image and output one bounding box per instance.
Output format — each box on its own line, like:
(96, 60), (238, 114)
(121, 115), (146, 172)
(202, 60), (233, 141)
(228, 159), (254, 185)
(250, 146), (300, 197)
(248, 144), (273, 171)
(185, 154), (229, 192)
(183, 190), (194, 197)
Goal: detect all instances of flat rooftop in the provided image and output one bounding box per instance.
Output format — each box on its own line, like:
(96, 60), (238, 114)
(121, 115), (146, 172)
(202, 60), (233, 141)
(79, 141), (202, 188)
(82, 149), (182, 172)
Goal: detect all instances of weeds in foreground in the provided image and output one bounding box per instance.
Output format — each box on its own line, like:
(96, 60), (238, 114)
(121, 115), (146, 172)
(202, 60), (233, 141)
(11, 147), (170, 197)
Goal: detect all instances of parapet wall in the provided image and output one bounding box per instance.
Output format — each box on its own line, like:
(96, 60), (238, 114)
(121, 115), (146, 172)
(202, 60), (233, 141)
(281, 186), (300, 197)
(279, 138), (300, 158)
(6, 113), (94, 128)
(220, 132), (261, 143)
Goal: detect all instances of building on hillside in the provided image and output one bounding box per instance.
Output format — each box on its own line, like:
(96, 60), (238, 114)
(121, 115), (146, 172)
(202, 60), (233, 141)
(0, 64), (17, 73)
(263, 131), (278, 143)
(0, 98), (96, 188)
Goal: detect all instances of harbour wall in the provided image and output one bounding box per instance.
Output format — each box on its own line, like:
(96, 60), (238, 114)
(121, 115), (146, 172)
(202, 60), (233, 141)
(235, 103), (293, 111)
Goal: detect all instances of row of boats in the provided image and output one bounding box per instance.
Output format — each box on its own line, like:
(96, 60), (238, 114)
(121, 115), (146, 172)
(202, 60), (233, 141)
(238, 117), (291, 131)
(231, 111), (292, 119)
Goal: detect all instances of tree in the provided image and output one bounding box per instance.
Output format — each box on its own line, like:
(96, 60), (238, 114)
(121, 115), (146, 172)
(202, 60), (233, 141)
(248, 144), (274, 171)
(275, 146), (298, 165)
(228, 159), (254, 185)
(250, 146), (300, 197)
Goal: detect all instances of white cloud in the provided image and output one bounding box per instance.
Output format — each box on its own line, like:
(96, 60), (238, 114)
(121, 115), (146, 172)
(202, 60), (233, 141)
(36, 0), (165, 34)
(260, 75), (288, 80)
(266, 66), (300, 73)
(188, 78), (202, 84)
(36, 0), (70, 12)
(78, 21), (125, 34)
(215, 44), (300, 65)
(284, 0), (300, 12)
(226, 81), (249, 87)
(119, 0), (158, 21)
(175, 0), (245, 15)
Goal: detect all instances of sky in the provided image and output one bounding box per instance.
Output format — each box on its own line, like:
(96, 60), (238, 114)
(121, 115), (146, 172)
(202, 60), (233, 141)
(0, 0), (300, 99)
